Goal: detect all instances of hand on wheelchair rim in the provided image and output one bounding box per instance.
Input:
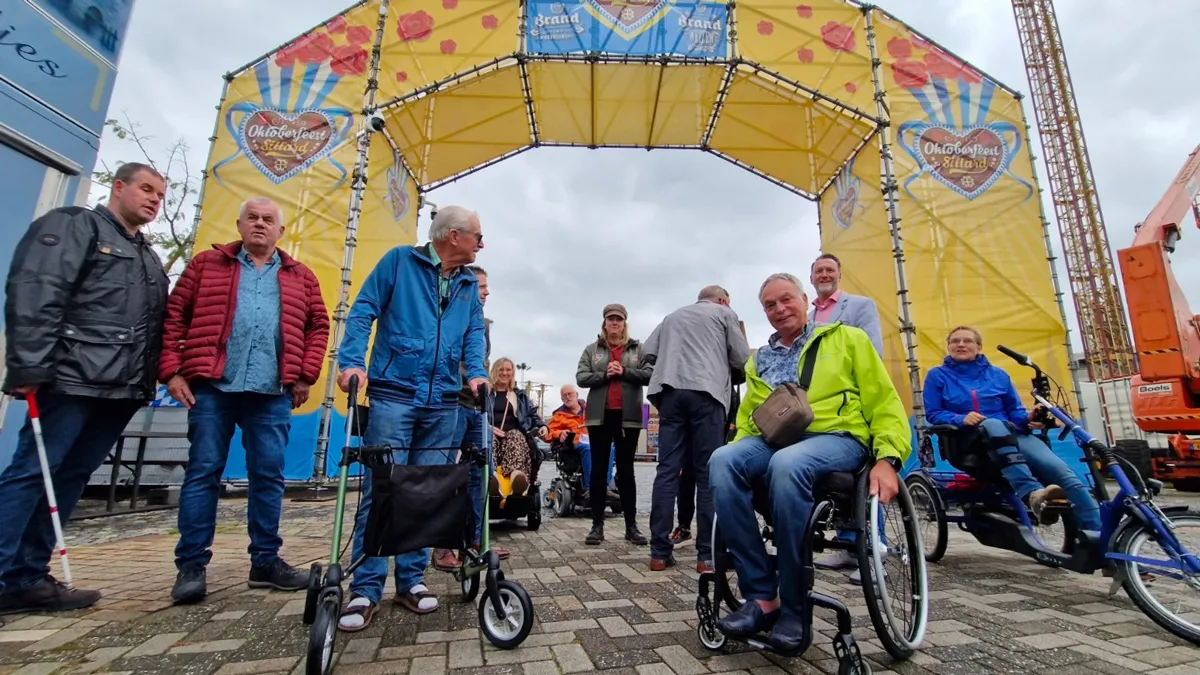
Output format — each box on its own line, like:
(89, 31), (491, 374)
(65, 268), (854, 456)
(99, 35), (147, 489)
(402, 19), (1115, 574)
(870, 461), (900, 503)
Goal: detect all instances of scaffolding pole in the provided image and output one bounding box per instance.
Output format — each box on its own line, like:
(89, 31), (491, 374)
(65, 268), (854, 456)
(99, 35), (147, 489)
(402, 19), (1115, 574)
(310, 0), (392, 484)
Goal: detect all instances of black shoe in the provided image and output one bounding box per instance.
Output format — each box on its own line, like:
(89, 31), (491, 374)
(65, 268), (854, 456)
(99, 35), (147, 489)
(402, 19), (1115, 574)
(0, 576), (100, 616)
(625, 525), (648, 546)
(248, 559), (307, 591)
(767, 613), (811, 655)
(715, 600), (779, 638)
(585, 524), (604, 545)
(171, 567), (207, 605)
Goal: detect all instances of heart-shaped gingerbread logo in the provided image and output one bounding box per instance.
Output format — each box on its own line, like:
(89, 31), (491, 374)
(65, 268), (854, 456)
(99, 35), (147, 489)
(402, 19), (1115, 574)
(587, 0), (670, 38)
(239, 109), (336, 183)
(386, 166), (410, 222)
(915, 126), (1006, 199)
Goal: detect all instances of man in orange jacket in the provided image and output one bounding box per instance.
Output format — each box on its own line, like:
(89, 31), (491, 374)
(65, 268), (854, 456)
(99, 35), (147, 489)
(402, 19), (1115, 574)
(545, 385), (613, 491)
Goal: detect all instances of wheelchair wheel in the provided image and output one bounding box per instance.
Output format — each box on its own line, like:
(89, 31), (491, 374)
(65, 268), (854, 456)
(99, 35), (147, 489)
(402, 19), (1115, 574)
(479, 579), (534, 649)
(305, 591), (339, 675)
(856, 475), (929, 661)
(550, 478), (572, 517)
(904, 474), (947, 563)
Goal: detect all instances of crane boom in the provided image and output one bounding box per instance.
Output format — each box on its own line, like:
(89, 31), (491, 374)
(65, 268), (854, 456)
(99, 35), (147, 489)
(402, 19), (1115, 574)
(1119, 145), (1200, 420)
(1011, 0), (1135, 382)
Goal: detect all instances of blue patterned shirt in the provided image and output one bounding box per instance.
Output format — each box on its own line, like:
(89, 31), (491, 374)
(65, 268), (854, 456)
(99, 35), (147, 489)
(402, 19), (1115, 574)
(755, 324), (813, 388)
(215, 248), (283, 395)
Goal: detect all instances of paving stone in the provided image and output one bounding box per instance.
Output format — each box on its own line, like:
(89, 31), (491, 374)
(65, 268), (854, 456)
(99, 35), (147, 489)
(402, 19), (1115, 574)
(551, 642), (594, 672)
(212, 611), (248, 621)
(598, 615), (636, 638)
(168, 638), (246, 654)
(450, 638), (484, 668)
(654, 645), (705, 675)
(0, 632), (58, 644)
(411, 654), (448, 674)
(215, 657), (299, 674)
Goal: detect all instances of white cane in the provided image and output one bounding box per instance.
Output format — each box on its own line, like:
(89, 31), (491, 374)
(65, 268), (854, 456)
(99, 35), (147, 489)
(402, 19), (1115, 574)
(25, 394), (73, 589)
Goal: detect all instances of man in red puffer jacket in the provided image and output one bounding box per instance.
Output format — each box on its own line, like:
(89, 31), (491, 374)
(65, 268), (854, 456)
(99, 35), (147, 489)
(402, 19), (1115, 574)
(158, 196), (329, 605)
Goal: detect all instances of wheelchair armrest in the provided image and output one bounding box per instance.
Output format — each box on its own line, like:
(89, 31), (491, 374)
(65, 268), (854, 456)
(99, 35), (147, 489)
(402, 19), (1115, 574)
(925, 424), (960, 435)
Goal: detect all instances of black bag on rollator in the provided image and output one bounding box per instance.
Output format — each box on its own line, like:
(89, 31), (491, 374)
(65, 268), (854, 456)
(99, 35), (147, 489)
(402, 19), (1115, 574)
(362, 461), (475, 558)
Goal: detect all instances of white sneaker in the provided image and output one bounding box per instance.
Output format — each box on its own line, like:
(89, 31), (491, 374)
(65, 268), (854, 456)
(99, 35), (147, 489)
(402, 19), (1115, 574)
(814, 549), (857, 570)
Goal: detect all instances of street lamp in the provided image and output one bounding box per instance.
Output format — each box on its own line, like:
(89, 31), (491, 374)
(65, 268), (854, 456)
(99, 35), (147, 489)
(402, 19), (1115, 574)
(515, 362), (530, 385)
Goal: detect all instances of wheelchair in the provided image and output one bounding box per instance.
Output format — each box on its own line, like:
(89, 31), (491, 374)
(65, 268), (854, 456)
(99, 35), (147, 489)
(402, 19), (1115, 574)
(695, 462), (930, 673)
(543, 433), (622, 517)
(487, 438), (543, 531)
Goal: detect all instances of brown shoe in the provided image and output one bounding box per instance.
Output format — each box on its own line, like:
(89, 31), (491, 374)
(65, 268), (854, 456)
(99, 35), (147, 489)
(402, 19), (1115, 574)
(649, 557), (676, 572)
(696, 560), (714, 574)
(0, 577), (100, 616)
(472, 543), (510, 560)
(433, 548), (459, 571)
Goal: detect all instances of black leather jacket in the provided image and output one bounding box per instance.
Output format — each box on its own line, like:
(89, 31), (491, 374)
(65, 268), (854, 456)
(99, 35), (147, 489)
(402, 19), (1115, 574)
(4, 205), (169, 401)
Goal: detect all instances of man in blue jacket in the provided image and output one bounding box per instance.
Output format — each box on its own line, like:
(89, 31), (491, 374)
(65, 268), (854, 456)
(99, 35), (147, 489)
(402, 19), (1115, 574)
(335, 205), (488, 632)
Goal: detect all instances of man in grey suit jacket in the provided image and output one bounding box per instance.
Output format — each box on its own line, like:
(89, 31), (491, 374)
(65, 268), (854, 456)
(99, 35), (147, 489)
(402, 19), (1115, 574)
(808, 253), (884, 356)
(809, 253), (886, 584)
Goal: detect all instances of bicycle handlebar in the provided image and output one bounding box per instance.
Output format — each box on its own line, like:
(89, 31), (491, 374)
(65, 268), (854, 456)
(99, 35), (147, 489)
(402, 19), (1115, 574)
(996, 344), (1032, 367)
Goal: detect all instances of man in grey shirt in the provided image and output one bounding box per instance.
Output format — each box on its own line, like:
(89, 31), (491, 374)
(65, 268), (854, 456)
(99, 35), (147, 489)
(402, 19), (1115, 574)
(642, 286), (751, 572)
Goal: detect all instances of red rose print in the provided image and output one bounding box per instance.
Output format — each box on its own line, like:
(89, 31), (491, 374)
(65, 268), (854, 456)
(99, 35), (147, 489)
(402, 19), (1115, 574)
(912, 35), (931, 51)
(757, 20), (773, 36)
(844, 82), (857, 94)
(346, 25), (372, 45)
(795, 5), (812, 18)
(923, 50), (980, 83)
(279, 33), (334, 66)
(330, 46), (368, 76)
(443, 0), (458, 8)
(397, 11), (434, 42)
(274, 44), (298, 67)
(326, 16), (347, 33)
(440, 39), (457, 55)
(481, 14), (499, 30)
(890, 59), (928, 89)
(959, 66), (983, 85)
(821, 21), (855, 52)
(396, 71), (408, 83)
(796, 47), (814, 63)
(887, 37), (911, 59)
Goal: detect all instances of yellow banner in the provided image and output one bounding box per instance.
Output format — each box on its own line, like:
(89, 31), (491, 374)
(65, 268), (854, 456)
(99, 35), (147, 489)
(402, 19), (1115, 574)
(869, 10), (1072, 406)
(819, 139), (911, 411)
(734, 0), (877, 119)
(192, 0), (419, 421)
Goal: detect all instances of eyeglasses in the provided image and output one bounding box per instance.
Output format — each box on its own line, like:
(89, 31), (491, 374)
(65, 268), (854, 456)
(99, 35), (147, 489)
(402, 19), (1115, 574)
(455, 228), (483, 244)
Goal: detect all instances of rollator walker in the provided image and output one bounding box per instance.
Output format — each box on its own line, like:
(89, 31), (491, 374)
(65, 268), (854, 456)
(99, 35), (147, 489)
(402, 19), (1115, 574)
(300, 377), (534, 674)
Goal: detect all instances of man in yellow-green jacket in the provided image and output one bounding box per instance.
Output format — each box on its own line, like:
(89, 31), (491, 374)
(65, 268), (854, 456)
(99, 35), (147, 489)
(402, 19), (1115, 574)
(709, 272), (911, 654)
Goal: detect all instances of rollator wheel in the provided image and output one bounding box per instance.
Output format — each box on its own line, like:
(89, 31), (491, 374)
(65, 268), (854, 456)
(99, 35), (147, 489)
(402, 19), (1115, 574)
(302, 563), (323, 626)
(856, 477), (929, 661)
(904, 474), (947, 563)
(479, 579), (534, 649)
(305, 592), (339, 675)
(461, 572), (480, 603)
(696, 619), (726, 650)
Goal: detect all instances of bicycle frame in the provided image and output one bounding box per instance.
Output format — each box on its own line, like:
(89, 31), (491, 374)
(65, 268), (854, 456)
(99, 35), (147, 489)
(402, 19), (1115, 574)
(999, 346), (1200, 580)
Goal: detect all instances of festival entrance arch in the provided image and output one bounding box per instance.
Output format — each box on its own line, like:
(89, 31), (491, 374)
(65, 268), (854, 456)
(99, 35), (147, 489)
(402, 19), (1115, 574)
(190, 0), (1076, 480)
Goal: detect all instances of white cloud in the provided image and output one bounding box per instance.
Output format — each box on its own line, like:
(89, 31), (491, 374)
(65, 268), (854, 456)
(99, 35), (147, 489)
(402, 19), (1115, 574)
(98, 0), (1200, 408)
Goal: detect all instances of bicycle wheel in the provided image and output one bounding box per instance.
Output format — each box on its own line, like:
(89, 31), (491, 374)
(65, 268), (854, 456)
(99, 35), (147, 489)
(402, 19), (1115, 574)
(904, 474), (947, 563)
(1115, 513), (1200, 646)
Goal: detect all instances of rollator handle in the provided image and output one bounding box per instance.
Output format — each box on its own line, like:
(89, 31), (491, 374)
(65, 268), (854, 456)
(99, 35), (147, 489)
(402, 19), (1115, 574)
(347, 375), (360, 407)
(475, 382), (490, 408)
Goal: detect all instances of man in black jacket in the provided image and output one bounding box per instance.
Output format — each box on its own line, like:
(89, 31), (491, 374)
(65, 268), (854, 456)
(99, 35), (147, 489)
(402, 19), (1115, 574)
(0, 162), (169, 616)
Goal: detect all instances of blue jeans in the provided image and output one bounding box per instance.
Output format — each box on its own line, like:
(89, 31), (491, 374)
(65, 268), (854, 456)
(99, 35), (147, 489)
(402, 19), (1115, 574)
(175, 384), (292, 570)
(348, 399), (458, 604)
(979, 418), (1102, 531)
(0, 395), (140, 594)
(577, 441), (614, 491)
(455, 407), (489, 544)
(710, 433), (868, 617)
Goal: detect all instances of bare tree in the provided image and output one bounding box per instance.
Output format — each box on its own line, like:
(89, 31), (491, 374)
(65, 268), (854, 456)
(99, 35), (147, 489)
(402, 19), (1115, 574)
(92, 113), (198, 277)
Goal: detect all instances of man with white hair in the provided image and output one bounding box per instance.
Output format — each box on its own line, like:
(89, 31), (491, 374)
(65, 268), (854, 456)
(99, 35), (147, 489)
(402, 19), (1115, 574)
(335, 204), (488, 631)
(160, 196), (330, 605)
(642, 285), (751, 572)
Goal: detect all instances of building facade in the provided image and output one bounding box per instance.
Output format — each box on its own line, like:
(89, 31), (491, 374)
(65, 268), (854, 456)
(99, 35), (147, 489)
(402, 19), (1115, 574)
(0, 0), (137, 471)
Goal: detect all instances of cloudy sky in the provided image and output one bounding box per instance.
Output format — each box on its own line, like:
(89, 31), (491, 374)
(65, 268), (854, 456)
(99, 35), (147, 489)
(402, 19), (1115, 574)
(100, 0), (1200, 411)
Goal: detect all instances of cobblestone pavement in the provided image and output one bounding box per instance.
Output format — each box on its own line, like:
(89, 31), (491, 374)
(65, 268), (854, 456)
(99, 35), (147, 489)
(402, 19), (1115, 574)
(1, 471), (1199, 675)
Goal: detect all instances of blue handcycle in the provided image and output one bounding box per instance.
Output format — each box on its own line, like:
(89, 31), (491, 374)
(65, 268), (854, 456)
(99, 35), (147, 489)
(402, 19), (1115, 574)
(904, 345), (1200, 645)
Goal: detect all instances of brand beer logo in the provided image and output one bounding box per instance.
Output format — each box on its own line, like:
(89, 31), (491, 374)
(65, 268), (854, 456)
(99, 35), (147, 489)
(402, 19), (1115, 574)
(585, 0), (671, 39)
(237, 109), (337, 183)
(915, 127), (1006, 199)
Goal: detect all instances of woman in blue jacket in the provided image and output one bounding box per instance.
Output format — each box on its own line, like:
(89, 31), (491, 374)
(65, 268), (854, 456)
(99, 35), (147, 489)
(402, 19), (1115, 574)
(923, 326), (1102, 531)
